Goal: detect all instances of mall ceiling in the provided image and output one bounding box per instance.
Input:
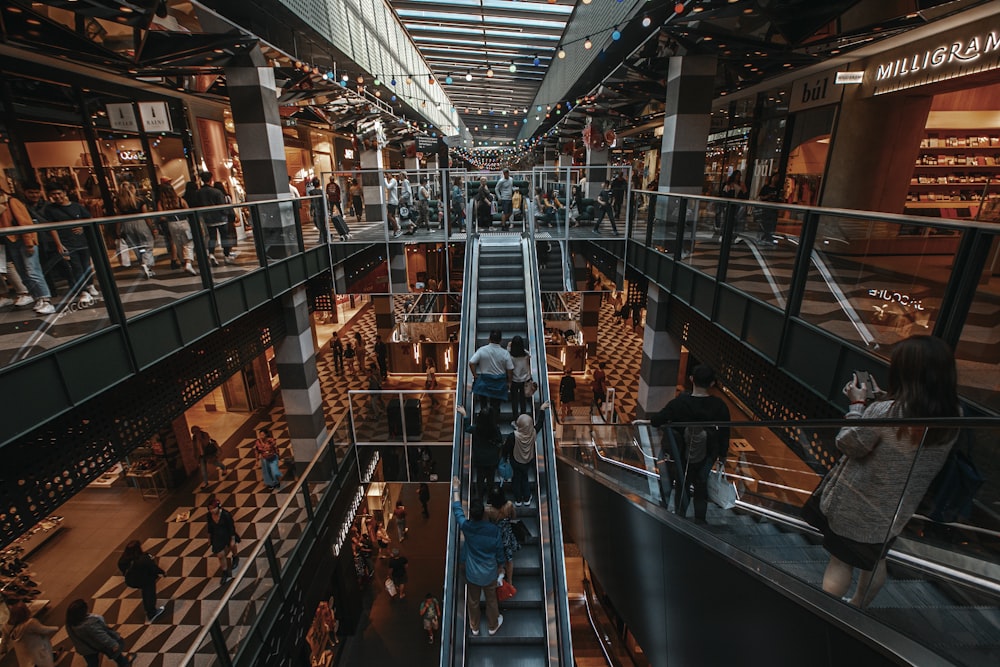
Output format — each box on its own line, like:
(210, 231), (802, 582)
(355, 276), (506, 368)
(385, 0), (995, 151)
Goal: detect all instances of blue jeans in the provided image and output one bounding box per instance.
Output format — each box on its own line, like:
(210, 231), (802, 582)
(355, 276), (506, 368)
(9, 241), (50, 299)
(260, 456), (281, 487)
(511, 459), (532, 503)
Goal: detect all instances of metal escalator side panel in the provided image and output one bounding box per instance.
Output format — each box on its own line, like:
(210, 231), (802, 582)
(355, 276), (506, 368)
(440, 237), (480, 667)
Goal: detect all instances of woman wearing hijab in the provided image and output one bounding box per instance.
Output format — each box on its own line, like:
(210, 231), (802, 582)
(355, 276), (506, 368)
(509, 402), (550, 506)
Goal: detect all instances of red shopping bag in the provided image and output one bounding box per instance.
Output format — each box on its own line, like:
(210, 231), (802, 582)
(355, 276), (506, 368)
(497, 580), (517, 602)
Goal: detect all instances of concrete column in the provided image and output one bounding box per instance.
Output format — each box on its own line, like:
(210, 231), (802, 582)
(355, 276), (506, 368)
(821, 90), (932, 212)
(585, 143), (608, 199)
(636, 284), (682, 417)
(580, 292), (601, 357)
(275, 286), (328, 471)
(658, 56), (716, 194)
(225, 48), (297, 257)
(360, 143), (386, 232)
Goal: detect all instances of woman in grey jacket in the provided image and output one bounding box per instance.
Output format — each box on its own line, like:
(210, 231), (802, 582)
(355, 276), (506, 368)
(819, 336), (960, 607)
(65, 598), (133, 666)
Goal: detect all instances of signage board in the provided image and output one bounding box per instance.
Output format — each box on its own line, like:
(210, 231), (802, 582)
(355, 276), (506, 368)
(789, 68), (843, 113)
(138, 102), (172, 132)
(107, 103), (138, 132)
(835, 71), (864, 84)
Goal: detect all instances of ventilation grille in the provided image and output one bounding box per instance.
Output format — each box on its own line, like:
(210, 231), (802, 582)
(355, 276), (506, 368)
(669, 300), (840, 472)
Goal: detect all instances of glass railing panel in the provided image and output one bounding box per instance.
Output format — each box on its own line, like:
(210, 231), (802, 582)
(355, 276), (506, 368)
(800, 214), (956, 355)
(0, 225), (115, 367)
(98, 213), (208, 318)
(723, 206), (806, 308)
(954, 239), (1000, 413)
(681, 198), (728, 274)
(257, 200), (302, 262)
(645, 192), (681, 253)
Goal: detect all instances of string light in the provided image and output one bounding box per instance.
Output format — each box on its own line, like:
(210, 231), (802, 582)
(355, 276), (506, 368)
(642, 15), (651, 27)
(465, 71), (473, 81)
(558, 48), (566, 59)
(486, 66), (494, 78)
(584, 36), (592, 50)
(509, 62), (517, 73)
(612, 28), (621, 41)
(533, 54), (540, 66)
(445, 75), (453, 84)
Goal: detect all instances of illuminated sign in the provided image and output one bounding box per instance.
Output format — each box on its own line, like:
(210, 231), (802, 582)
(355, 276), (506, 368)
(138, 102), (172, 132)
(107, 103), (138, 132)
(344, 149), (355, 160)
(789, 68), (841, 112)
(835, 71), (864, 84)
(117, 150), (147, 163)
(869, 29), (1000, 94)
(868, 288), (926, 311)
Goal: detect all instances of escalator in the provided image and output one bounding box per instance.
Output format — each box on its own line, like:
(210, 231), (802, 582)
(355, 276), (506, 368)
(556, 426), (1000, 667)
(441, 236), (574, 666)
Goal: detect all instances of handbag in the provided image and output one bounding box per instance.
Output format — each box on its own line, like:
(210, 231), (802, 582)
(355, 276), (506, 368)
(524, 379), (538, 398)
(707, 461), (738, 510)
(496, 579), (517, 602)
(384, 577), (397, 597)
(497, 458), (513, 483)
(511, 520), (530, 546)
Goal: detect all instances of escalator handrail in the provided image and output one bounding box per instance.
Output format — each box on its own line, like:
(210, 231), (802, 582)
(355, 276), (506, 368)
(524, 237), (575, 665)
(439, 238), (480, 667)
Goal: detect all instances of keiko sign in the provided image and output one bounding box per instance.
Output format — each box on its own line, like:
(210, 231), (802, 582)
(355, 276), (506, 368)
(869, 27), (1000, 94)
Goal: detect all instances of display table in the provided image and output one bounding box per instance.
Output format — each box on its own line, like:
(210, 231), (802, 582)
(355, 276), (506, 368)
(127, 461), (170, 500)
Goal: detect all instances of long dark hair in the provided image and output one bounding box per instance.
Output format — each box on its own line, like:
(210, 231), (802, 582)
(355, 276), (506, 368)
(66, 599), (89, 627)
(122, 539), (144, 563)
(887, 335), (959, 445)
(509, 335), (526, 358)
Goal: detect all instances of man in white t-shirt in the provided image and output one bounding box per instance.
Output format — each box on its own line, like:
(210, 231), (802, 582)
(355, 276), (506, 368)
(468, 329), (513, 417)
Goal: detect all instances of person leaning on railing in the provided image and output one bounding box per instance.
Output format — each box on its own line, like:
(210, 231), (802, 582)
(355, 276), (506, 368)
(817, 335), (961, 608)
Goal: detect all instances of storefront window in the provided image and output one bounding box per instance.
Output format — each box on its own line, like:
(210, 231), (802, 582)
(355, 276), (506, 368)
(785, 105), (836, 206)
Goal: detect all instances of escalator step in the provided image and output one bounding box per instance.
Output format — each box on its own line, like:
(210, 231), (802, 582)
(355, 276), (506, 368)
(467, 608), (547, 643)
(513, 547), (541, 573)
(499, 575), (544, 607)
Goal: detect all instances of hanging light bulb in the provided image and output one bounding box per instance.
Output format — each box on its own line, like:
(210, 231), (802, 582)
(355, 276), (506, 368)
(533, 54), (540, 66)
(341, 73), (349, 82)
(584, 36), (592, 50)
(486, 66), (494, 78)
(428, 76), (435, 85)
(465, 70), (473, 81)
(406, 76), (412, 85)
(558, 48), (566, 59)
(674, 2), (685, 14)
(582, 0), (591, 4)
(445, 74), (453, 84)
(356, 75), (364, 84)
(612, 28), (621, 41)
(374, 76), (381, 86)
(509, 62), (517, 73)
(642, 14), (652, 27)
(390, 77), (397, 86)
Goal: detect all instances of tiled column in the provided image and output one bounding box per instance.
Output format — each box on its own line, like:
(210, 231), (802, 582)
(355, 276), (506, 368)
(585, 143), (608, 199)
(225, 49), (296, 256)
(636, 284), (681, 418)
(360, 140), (386, 232)
(657, 55), (716, 194)
(580, 292), (602, 357)
(275, 286), (328, 472)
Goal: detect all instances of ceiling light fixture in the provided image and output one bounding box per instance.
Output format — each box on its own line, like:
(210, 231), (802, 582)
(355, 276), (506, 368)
(642, 15), (651, 27)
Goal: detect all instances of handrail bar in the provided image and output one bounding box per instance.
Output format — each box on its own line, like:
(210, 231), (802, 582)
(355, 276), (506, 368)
(635, 188), (1000, 232)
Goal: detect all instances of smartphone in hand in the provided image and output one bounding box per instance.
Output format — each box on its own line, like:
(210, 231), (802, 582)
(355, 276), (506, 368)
(854, 370), (876, 400)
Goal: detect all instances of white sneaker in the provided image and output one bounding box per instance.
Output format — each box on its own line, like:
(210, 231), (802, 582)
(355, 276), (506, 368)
(141, 265), (153, 279)
(86, 285), (99, 296)
(184, 262), (197, 275)
(209, 256), (219, 266)
(224, 256), (237, 265)
(13, 294), (34, 308)
(0, 297), (13, 308)
(34, 301), (55, 315)
(78, 293), (95, 307)
(229, 249), (241, 259)
(488, 614), (504, 636)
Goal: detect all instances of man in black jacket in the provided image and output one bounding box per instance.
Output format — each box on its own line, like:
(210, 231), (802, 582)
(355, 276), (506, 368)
(192, 171), (230, 265)
(645, 365), (730, 523)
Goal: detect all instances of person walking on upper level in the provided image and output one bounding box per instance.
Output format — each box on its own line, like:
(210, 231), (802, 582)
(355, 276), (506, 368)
(393, 500), (408, 542)
(114, 182), (156, 279)
(325, 174), (342, 217)
(452, 476), (505, 637)
(469, 329), (513, 418)
(645, 364), (731, 523)
(592, 180), (619, 235)
(610, 171), (628, 220)
(254, 427), (282, 490)
(43, 182), (98, 306)
(0, 189), (55, 314)
(817, 335), (960, 608)
(384, 172), (401, 237)
(331, 333), (344, 374)
(474, 176), (494, 232)
(494, 169), (515, 231)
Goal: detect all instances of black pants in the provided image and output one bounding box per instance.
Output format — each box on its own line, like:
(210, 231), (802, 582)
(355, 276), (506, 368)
(666, 455), (713, 521)
(140, 581), (158, 618)
(474, 465), (496, 500)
